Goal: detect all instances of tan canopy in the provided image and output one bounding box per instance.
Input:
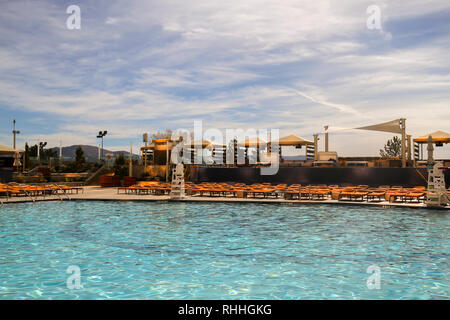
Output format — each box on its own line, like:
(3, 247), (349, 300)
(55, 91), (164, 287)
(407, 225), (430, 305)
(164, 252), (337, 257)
(275, 134), (313, 146)
(237, 137), (266, 147)
(413, 130), (450, 144)
(0, 144), (21, 155)
(355, 119), (403, 134)
(188, 139), (213, 148)
(140, 139), (173, 151)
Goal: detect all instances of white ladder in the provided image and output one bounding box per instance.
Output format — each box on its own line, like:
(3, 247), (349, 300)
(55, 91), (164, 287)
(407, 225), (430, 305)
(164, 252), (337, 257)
(170, 163), (185, 200)
(426, 162), (449, 208)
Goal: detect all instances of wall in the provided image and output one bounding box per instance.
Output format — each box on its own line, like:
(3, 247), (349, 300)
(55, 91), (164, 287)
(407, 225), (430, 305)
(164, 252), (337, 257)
(190, 166), (450, 187)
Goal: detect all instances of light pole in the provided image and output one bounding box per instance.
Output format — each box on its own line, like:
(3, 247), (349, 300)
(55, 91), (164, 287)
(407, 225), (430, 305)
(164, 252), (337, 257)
(96, 131), (107, 162)
(143, 133), (148, 168)
(12, 119), (20, 149)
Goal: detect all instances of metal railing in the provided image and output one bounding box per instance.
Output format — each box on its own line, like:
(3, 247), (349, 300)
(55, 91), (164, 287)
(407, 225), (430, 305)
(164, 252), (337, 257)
(23, 189), (36, 203)
(53, 184), (70, 201)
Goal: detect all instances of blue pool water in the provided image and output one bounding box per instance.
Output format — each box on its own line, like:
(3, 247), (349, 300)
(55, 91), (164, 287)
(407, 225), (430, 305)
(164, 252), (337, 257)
(0, 201), (448, 299)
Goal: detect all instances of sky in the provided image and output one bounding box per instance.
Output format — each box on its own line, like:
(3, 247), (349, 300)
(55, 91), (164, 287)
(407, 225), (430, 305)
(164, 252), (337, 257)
(0, 0), (449, 158)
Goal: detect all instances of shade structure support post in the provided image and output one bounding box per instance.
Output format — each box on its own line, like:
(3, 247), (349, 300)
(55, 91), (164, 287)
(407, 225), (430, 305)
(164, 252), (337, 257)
(144, 141), (147, 168)
(401, 118), (406, 168)
(427, 135), (434, 165)
(233, 140), (237, 166)
(222, 146), (226, 165)
(166, 140), (169, 182)
(245, 146), (249, 165)
(313, 134), (319, 161)
(407, 134), (412, 162)
(256, 144), (260, 163)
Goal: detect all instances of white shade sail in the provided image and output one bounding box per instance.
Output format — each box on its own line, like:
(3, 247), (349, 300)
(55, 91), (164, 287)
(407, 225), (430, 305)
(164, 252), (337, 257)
(354, 119), (402, 134)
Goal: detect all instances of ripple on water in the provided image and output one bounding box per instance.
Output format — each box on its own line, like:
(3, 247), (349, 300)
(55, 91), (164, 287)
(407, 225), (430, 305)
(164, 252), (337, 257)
(0, 201), (448, 299)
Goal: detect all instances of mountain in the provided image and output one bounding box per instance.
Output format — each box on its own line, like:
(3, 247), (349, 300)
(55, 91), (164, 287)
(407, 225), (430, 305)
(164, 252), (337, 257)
(49, 145), (138, 162)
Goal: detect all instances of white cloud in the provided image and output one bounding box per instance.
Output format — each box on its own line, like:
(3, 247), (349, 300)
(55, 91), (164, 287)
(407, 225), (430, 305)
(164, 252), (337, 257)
(0, 0), (449, 158)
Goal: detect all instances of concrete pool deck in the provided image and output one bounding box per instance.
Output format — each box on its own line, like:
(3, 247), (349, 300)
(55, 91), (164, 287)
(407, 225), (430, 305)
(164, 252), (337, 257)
(1, 186), (449, 210)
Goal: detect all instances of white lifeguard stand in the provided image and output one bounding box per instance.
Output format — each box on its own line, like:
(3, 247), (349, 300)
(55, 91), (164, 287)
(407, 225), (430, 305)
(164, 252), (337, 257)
(425, 135), (449, 208)
(170, 163), (185, 200)
(426, 162), (449, 208)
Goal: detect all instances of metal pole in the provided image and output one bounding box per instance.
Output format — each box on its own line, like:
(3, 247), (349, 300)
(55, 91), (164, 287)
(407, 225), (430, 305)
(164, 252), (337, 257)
(12, 119), (19, 150)
(166, 140), (169, 182)
(407, 134), (412, 161)
(256, 142), (260, 163)
(427, 135), (434, 165)
(23, 142), (27, 170)
(401, 118), (406, 168)
(313, 134), (319, 161)
(144, 141), (147, 168)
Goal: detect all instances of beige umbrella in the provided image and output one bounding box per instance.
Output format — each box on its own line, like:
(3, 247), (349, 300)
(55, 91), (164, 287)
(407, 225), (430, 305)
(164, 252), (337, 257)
(413, 130), (450, 144)
(0, 144), (18, 156)
(237, 137), (266, 147)
(275, 134), (314, 146)
(236, 137), (266, 163)
(189, 139), (213, 148)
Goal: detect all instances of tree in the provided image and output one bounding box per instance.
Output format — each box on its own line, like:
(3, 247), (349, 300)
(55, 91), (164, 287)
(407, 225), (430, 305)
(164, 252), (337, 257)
(75, 146), (86, 169)
(29, 144), (38, 157)
(42, 148), (57, 160)
(380, 136), (401, 158)
(24, 143), (30, 170)
(113, 153), (127, 177)
(114, 153), (126, 166)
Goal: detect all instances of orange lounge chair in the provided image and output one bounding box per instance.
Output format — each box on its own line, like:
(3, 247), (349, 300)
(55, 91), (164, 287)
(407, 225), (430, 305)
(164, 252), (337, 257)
(367, 191), (386, 202)
(404, 192), (426, 203)
(388, 191), (407, 203)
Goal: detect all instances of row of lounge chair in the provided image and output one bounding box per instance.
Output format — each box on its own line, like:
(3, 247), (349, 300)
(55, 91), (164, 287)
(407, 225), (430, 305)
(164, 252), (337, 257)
(188, 183), (429, 203)
(117, 182), (450, 204)
(118, 182), (172, 195)
(0, 183), (83, 199)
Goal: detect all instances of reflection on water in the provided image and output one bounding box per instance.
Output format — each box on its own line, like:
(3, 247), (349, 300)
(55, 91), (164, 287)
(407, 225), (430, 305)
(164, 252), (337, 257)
(0, 201), (448, 299)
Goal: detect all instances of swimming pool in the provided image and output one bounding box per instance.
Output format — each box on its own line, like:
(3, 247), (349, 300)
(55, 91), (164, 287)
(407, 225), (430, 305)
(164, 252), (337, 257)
(0, 201), (448, 299)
